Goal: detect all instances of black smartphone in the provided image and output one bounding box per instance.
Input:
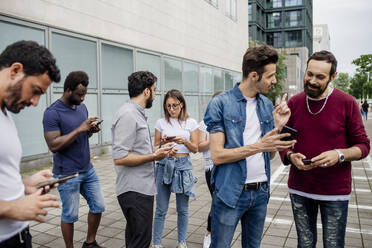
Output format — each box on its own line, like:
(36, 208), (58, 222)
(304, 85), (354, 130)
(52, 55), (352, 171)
(279, 125), (298, 141)
(165, 136), (176, 140)
(96, 120), (103, 125)
(37, 173), (78, 189)
(302, 159), (312, 165)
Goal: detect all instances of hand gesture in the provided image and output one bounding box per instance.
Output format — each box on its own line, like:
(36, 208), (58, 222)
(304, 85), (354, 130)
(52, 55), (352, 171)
(310, 150), (339, 169)
(171, 136), (187, 145)
(24, 170), (57, 195)
(78, 117), (99, 133)
(259, 128), (296, 152)
(273, 94), (291, 129)
(153, 143), (178, 160)
(289, 152), (317, 170)
(7, 189), (60, 223)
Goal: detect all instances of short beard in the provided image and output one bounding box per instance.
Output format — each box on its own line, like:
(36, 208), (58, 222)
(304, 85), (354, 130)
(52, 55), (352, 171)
(145, 90), (153, 109)
(4, 77), (28, 113)
(304, 80), (330, 98)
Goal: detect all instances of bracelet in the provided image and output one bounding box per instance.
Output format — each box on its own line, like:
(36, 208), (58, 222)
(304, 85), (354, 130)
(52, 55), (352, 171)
(184, 138), (188, 145)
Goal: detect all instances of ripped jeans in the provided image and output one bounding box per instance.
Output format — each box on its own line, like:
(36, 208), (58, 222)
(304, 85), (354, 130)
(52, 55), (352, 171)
(290, 193), (348, 248)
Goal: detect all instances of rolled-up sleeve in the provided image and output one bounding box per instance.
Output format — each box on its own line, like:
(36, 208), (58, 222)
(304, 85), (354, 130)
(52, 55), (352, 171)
(111, 112), (137, 160)
(203, 96), (225, 134)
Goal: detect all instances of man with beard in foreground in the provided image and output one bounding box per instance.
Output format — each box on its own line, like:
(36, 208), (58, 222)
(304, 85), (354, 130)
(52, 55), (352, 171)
(111, 71), (176, 248)
(43, 71), (105, 248)
(280, 51), (370, 248)
(0, 40), (60, 247)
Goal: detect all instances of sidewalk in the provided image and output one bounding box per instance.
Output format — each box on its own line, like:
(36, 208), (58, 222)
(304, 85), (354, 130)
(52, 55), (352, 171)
(30, 126), (372, 247)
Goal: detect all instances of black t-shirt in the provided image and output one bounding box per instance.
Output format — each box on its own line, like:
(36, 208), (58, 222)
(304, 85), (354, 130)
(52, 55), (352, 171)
(362, 102), (369, 112)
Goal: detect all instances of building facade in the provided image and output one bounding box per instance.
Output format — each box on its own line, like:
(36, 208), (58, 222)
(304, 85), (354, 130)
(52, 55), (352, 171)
(313, 24), (330, 52)
(0, 0), (247, 166)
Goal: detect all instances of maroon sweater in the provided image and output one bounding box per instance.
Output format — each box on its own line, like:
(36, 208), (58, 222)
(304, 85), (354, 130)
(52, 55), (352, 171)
(280, 89), (370, 195)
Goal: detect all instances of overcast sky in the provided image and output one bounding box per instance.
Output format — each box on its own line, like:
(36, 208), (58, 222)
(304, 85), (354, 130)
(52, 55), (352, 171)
(313, 0), (372, 75)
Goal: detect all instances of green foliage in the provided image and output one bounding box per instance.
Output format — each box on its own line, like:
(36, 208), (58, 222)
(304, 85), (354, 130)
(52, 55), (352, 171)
(265, 52), (286, 104)
(333, 72), (350, 92)
(348, 54), (372, 99)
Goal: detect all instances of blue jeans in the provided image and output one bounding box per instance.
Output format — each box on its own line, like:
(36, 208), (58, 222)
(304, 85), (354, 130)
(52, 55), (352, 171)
(153, 161), (190, 245)
(210, 183), (269, 248)
(290, 193), (348, 248)
(56, 168), (105, 223)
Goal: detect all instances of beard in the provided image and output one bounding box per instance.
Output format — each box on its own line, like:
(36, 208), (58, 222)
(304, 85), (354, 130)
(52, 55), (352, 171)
(145, 90), (154, 109)
(304, 79), (330, 98)
(67, 94), (82, 106)
(4, 77), (31, 113)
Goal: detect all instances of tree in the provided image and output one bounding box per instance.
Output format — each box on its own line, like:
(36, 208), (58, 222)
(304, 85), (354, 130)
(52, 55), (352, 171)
(349, 73), (368, 100)
(333, 72), (350, 92)
(349, 54), (372, 99)
(265, 52), (286, 104)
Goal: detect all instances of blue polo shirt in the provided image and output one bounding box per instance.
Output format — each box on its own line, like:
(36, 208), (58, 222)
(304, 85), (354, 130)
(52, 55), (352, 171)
(43, 99), (93, 175)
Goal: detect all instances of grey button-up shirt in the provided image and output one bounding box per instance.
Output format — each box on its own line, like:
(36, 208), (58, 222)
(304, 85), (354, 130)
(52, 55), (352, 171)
(111, 100), (156, 196)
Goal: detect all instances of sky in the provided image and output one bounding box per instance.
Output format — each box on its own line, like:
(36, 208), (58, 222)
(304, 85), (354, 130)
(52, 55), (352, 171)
(313, 0), (372, 75)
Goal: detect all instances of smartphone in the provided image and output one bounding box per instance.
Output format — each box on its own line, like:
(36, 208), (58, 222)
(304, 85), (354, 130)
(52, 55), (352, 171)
(279, 125), (298, 141)
(302, 159), (312, 165)
(165, 136), (176, 140)
(96, 120), (103, 126)
(37, 173), (78, 189)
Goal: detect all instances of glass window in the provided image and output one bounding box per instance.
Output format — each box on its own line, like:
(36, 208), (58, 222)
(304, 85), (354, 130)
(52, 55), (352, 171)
(102, 43), (133, 90)
(184, 95), (199, 122)
(183, 62), (199, 93)
(0, 21), (49, 157)
(11, 96), (49, 156)
(248, 4), (252, 22)
(224, 71), (234, 90)
(213, 69), (224, 91)
(267, 12), (281, 28)
(101, 94), (129, 143)
(145, 95), (162, 134)
(266, 0), (282, 8)
(200, 95), (212, 121)
(285, 10), (302, 27)
(164, 57), (182, 92)
(267, 32), (282, 48)
(200, 66), (213, 94)
(51, 32), (98, 88)
(226, 0), (237, 20)
(136, 51), (161, 89)
(285, 0), (302, 7)
(285, 30), (302, 47)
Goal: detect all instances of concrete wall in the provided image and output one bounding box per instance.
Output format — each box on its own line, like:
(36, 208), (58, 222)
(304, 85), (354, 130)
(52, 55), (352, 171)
(0, 0), (248, 72)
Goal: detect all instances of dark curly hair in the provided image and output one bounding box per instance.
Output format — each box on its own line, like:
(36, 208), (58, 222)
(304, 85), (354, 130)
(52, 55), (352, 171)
(0, 40), (60, 82)
(64, 71), (89, 92)
(242, 44), (278, 81)
(128, 71), (157, 98)
(307, 50), (337, 77)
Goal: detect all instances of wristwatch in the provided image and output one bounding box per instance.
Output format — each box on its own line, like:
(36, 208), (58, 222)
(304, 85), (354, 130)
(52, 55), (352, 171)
(334, 149), (345, 163)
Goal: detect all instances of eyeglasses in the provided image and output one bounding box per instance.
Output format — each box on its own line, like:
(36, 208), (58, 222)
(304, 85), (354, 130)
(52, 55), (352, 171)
(166, 103), (181, 110)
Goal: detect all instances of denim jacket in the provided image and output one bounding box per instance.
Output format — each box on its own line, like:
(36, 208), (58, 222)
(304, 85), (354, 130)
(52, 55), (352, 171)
(203, 83), (274, 208)
(157, 156), (197, 198)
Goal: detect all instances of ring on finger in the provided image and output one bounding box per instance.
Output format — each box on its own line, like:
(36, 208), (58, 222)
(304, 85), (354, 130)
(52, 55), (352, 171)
(323, 163), (327, 168)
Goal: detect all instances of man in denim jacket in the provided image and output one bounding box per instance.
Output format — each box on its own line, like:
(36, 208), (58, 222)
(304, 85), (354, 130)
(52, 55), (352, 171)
(204, 45), (296, 248)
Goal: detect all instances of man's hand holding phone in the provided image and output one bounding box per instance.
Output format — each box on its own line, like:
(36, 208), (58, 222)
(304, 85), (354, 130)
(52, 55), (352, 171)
(89, 119), (103, 134)
(288, 152), (316, 170)
(154, 143), (178, 160)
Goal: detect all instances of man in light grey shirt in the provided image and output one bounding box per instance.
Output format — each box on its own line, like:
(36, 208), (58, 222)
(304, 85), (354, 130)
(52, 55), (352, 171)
(111, 71), (175, 248)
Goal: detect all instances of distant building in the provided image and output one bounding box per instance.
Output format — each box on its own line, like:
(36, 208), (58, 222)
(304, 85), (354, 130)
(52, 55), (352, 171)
(248, 0), (313, 96)
(313, 24), (331, 52)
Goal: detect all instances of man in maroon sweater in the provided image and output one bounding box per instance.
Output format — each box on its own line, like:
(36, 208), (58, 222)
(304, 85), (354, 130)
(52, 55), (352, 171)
(280, 51), (370, 248)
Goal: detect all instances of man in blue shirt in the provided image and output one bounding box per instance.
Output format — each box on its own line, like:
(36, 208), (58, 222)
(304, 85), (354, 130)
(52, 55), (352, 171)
(43, 71), (105, 248)
(204, 44), (296, 248)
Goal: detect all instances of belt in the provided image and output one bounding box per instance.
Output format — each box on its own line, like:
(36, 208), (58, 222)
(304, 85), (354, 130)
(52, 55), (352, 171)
(244, 182), (267, 190)
(0, 227), (30, 247)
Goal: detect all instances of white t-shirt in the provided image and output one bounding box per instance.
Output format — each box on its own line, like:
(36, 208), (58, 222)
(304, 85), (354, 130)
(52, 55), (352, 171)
(243, 97), (267, 183)
(155, 117), (198, 154)
(0, 110), (28, 242)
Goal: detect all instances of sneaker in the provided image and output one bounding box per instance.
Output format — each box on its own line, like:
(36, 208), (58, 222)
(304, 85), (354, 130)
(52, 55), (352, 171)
(203, 233), (211, 248)
(177, 241), (187, 248)
(82, 240), (102, 248)
(151, 245), (163, 248)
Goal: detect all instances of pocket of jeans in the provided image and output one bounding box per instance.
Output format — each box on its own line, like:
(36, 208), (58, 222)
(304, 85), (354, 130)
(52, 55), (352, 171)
(259, 183), (269, 194)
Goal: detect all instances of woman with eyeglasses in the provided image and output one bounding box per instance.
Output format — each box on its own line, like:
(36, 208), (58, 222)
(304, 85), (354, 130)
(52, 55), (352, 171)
(152, 89), (198, 248)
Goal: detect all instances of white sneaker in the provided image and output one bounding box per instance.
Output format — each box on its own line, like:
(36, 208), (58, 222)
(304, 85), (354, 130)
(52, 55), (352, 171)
(177, 241), (187, 248)
(203, 233), (211, 248)
(152, 245), (163, 248)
